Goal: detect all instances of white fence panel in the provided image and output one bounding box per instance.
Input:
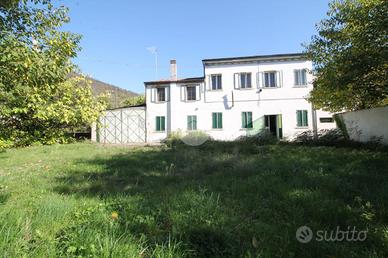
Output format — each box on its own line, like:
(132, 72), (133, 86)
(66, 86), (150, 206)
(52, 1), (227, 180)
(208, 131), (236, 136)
(97, 107), (146, 144)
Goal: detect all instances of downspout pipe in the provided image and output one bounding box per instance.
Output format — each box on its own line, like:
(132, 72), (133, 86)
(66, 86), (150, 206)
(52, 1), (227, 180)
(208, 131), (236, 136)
(312, 103), (318, 139)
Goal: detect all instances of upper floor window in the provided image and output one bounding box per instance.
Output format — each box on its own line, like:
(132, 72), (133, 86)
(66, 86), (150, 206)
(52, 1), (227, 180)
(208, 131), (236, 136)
(186, 86), (196, 101)
(157, 87), (166, 102)
(264, 71), (277, 88)
(211, 74), (222, 90)
(294, 69), (307, 86)
(240, 73), (252, 89)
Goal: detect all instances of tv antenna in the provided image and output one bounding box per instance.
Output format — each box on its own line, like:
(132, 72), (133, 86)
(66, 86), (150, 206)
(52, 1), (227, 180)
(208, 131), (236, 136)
(147, 46), (158, 79)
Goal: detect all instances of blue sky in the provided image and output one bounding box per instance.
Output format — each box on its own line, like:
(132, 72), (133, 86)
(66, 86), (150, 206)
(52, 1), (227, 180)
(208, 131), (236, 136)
(61, 0), (330, 94)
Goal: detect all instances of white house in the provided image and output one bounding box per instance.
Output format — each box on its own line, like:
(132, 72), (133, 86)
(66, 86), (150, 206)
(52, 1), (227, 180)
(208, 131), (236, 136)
(145, 53), (335, 142)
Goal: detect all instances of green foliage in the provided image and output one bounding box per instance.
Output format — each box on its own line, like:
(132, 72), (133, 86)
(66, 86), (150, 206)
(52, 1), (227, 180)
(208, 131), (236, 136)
(305, 0), (388, 112)
(163, 130), (211, 148)
(123, 95), (145, 106)
(294, 129), (347, 146)
(1, 143), (388, 257)
(0, 1), (106, 147)
(334, 114), (350, 139)
(236, 131), (279, 145)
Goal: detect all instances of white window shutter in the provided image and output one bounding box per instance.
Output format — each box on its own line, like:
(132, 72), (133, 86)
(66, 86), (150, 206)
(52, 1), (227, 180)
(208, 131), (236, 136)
(196, 85), (201, 100)
(256, 72), (262, 88)
(180, 86), (185, 101)
(262, 72), (266, 88)
(166, 87), (170, 101)
(151, 87), (156, 102)
(234, 73), (239, 89)
(277, 71), (283, 88)
(206, 75), (211, 91)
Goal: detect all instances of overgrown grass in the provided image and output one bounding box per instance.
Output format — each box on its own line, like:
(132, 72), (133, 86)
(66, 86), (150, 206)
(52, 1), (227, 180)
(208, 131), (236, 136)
(0, 142), (387, 257)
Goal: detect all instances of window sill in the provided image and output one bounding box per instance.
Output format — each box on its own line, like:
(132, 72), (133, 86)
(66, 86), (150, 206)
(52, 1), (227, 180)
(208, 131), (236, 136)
(295, 126), (309, 129)
(293, 85), (308, 88)
(154, 101), (168, 104)
(237, 87), (253, 90)
(211, 128), (223, 131)
(208, 89), (223, 92)
(261, 87), (280, 89)
(154, 131), (166, 133)
(184, 100), (199, 102)
(240, 128), (254, 130)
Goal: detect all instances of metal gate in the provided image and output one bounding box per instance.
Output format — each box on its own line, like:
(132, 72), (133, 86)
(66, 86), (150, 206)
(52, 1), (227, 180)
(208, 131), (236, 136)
(97, 106), (146, 144)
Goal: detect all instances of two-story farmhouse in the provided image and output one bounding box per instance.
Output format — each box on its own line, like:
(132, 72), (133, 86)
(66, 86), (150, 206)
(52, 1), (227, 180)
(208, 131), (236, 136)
(145, 53), (335, 142)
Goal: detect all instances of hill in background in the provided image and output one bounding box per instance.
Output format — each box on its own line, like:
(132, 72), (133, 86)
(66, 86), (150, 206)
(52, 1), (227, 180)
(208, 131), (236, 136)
(87, 76), (138, 109)
(70, 73), (138, 109)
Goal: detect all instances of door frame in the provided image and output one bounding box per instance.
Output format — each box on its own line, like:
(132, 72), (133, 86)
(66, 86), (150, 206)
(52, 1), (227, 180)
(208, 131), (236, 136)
(264, 114), (283, 139)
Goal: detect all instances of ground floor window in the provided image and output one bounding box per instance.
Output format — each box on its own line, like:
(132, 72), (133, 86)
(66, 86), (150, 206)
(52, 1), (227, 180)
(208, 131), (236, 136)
(320, 117), (334, 123)
(156, 116), (165, 131)
(242, 112), (253, 128)
(212, 112), (223, 129)
(296, 110), (308, 127)
(187, 115), (197, 130)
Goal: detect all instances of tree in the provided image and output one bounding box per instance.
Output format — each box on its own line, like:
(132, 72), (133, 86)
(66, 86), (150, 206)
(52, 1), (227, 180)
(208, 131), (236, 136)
(0, 0), (106, 147)
(123, 95), (145, 106)
(305, 0), (388, 112)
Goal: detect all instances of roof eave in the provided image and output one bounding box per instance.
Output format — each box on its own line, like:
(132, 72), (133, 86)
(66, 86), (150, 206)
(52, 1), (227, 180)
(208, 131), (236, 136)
(144, 77), (204, 86)
(202, 53), (307, 65)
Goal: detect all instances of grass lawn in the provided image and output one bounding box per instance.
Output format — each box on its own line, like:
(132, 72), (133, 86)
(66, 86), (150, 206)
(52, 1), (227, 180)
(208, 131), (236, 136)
(0, 141), (388, 257)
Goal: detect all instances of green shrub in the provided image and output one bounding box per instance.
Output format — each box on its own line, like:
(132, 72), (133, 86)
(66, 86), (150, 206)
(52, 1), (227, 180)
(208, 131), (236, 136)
(294, 129), (345, 145)
(162, 131), (184, 148)
(0, 138), (13, 149)
(292, 129), (385, 150)
(236, 131), (279, 145)
(163, 131), (212, 148)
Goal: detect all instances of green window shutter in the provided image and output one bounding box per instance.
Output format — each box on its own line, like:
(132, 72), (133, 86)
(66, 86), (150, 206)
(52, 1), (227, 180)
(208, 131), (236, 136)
(187, 116), (191, 130)
(212, 113), (217, 129)
(188, 116), (197, 130)
(242, 112), (246, 128)
(277, 114), (283, 138)
(247, 112), (252, 128)
(162, 117), (166, 131)
(156, 117), (160, 131)
(212, 113), (222, 129)
(218, 113), (222, 129)
(303, 110), (308, 126)
(193, 116), (197, 130)
(296, 111), (302, 127)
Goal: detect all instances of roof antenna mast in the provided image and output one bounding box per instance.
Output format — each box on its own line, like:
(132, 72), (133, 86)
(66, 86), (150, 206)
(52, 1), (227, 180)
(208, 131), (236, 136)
(147, 46), (158, 79)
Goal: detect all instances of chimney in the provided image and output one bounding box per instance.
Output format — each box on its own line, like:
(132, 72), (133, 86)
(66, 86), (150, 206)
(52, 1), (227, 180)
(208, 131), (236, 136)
(170, 59), (177, 81)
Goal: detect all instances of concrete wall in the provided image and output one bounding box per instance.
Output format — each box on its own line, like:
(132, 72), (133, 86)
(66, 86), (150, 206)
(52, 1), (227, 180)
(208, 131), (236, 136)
(338, 106), (388, 144)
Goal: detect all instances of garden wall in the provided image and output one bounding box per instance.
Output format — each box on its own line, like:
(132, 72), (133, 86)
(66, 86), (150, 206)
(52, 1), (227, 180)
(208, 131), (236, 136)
(337, 106), (388, 144)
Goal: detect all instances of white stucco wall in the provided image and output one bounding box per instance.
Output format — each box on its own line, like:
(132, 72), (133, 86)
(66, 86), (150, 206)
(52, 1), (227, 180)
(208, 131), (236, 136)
(338, 106), (388, 144)
(145, 58), (336, 142)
